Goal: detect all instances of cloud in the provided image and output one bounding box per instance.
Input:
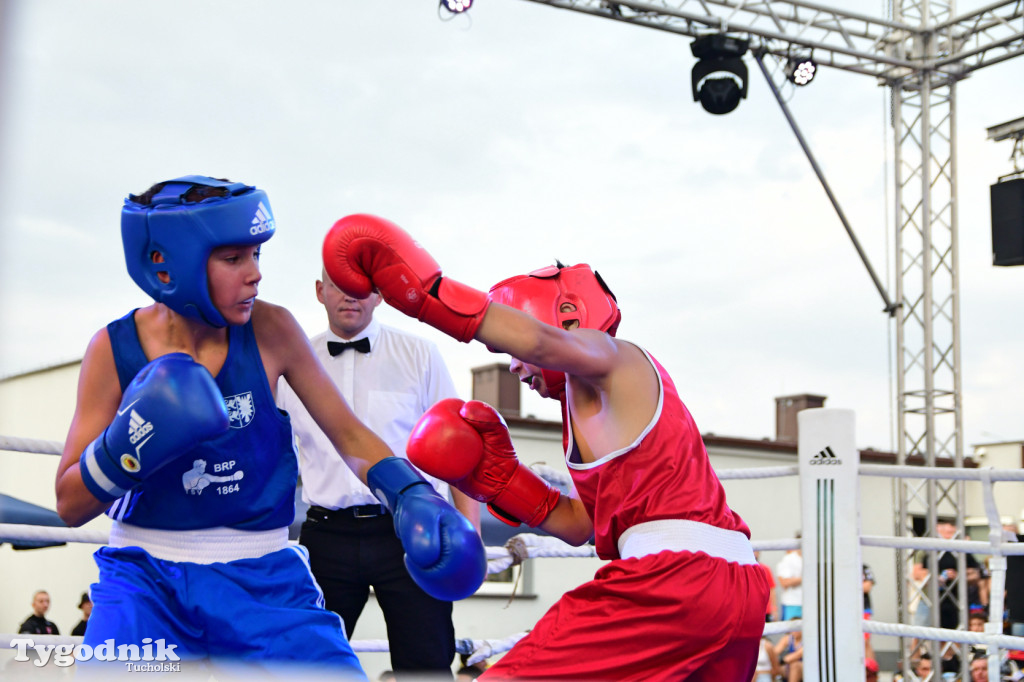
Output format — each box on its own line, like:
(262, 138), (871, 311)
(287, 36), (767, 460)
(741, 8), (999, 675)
(1, 0), (1022, 451)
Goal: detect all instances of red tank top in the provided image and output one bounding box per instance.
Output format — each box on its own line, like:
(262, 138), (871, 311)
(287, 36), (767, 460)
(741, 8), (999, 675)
(566, 349), (750, 560)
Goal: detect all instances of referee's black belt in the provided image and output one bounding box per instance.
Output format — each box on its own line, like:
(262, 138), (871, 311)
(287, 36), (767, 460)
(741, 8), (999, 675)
(307, 504), (389, 520)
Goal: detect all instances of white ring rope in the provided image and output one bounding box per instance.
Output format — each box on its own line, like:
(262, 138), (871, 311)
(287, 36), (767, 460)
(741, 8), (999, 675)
(536, 456), (1024, 483)
(860, 463), (1024, 482)
(5, 436), (1024, 667)
(6, 436), (1021, 483)
(0, 523), (110, 545)
(458, 632), (529, 666)
(0, 522), (806, 563)
(751, 538), (800, 552)
(0, 434), (63, 456)
(486, 533), (598, 573)
(538, 460), (1024, 484)
(533, 462), (805, 485)
(861, 534), (1024, 555)
(715, 465), (802, 480)
(33, 624), (1001, 671)
(0, 632), (525, 664)
(0, 523), (601, 575)
(863, 620), (1024, 650)
(763, 619), (802, 636)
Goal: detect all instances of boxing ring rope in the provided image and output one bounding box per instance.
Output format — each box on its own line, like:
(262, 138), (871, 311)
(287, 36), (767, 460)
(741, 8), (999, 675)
(4, 422), (1024, 680)
(0, 524), (110, 545)
(0, 631), (523, 667)
(0, 435), (63, 456)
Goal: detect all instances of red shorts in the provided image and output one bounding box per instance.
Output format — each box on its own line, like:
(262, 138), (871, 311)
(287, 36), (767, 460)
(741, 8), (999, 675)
(481, 550), (769, 681)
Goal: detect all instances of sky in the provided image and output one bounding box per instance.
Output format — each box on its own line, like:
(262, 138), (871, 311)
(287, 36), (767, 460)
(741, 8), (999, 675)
(0, 0), (1022, 453)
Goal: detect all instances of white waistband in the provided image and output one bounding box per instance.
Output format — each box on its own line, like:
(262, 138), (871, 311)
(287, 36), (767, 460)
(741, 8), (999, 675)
(617, 519), (756, 565)
(109, 522), (290, 564)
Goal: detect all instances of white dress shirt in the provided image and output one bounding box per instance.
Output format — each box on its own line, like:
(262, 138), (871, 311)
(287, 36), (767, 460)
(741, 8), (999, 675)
(276, 318), (459, 509)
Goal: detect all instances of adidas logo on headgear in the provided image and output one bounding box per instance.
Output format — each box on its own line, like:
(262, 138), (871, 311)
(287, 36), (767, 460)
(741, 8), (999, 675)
(250, 201), (275, 235)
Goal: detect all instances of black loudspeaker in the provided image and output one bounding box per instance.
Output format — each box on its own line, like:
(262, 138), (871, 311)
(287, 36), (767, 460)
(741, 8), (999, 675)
(991, 177), (1024, 266)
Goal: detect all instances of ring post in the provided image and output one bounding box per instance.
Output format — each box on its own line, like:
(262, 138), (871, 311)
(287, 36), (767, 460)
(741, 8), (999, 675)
(798, 408), (864, 682)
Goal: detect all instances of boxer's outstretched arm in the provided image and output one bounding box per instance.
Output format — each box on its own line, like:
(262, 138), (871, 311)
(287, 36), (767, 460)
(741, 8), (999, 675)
(367, 457), (486, 601)
(259, 304), (485, 599)
(323, 214), (488, 343)
(321, 213), (623, 381)
(476, 303), (621, 382)
(256, 302), (395, 481)
(321, 213), (650, 400)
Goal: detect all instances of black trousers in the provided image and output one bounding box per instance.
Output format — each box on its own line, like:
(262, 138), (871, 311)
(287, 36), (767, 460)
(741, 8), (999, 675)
(300, 507), (456, 678)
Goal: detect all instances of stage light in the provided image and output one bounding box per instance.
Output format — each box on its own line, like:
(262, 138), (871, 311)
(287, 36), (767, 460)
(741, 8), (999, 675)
(787, 57), (817, 86)
(440, 0), (472, 13)
(690, 34), (750, 115)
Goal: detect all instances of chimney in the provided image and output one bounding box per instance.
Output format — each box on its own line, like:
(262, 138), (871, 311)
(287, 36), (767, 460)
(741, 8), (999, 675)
(471, 364), (520, 418)
(775, 393), (827, 442)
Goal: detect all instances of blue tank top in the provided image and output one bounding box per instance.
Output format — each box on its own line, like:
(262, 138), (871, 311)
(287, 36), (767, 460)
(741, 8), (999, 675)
(104, 310), (297, 531)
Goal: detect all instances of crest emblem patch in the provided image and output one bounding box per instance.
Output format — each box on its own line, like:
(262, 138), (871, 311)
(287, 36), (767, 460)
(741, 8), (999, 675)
(224, 392), (255, 429)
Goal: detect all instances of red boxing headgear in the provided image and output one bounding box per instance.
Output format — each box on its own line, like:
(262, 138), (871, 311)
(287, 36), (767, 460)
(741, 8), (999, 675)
(488, 263), (621, 400)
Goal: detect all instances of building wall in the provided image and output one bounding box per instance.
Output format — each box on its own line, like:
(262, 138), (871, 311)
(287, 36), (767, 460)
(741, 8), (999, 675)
(967, 441), (1024, 532)
(0, 362), (108, 639)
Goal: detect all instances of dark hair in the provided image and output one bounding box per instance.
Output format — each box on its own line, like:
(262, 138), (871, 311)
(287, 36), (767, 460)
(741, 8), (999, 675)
(78, 592), (91, 607)
(130, 179), (231, 206)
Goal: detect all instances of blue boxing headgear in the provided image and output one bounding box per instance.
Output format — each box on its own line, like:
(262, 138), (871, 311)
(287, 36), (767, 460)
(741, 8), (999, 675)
(121, 175), (276, 327)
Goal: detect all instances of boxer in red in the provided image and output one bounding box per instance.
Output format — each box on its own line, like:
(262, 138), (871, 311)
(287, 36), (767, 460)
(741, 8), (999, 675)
(323, 214), (769, 681)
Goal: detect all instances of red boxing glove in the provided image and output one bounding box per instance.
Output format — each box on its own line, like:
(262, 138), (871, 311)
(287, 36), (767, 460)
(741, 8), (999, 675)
(408, 398), (561, 528)
(322, 214), (489, 343)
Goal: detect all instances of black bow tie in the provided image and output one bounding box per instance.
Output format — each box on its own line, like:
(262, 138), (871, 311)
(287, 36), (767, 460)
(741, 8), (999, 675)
(328, 338), (371, 356)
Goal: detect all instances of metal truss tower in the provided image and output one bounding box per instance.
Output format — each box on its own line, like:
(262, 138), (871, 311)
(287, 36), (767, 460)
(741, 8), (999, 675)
(515, 0), (1023, 677)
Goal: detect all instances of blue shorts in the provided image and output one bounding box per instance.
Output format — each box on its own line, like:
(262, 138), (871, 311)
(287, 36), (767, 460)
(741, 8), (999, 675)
(84, 543), (366, 679)
(781, 604), (803, 621)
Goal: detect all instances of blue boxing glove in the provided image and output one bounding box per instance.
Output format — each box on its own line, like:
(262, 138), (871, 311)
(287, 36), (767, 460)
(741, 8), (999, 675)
(79, 353), (229, 503)
(368, 457), (486, 601)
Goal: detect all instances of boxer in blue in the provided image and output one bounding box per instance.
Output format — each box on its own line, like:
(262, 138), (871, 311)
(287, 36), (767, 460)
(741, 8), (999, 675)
(54, 177), (485, 676)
